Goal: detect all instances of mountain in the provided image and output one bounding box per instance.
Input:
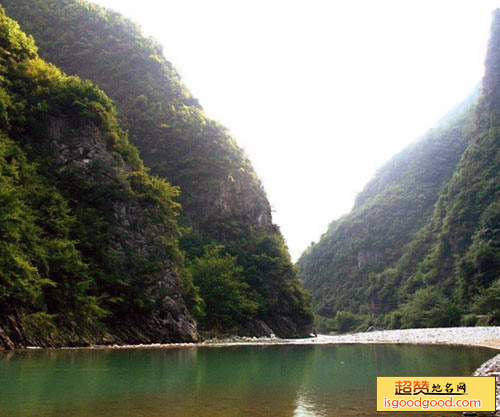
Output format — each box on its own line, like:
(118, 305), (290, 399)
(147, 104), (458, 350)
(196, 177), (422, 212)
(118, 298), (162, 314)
(0, 6), (197, 348)
(1, 0), (313, 338)
(298, 9), (500, 331)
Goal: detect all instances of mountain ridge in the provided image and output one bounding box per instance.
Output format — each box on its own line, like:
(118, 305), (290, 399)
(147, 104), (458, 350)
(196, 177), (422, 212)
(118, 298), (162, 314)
(299, 9), (499, 331)
(1, 0), (314, 341)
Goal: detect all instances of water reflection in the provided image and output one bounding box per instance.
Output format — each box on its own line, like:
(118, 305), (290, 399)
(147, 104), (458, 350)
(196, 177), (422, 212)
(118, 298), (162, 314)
(0, 344), (494, 417)
(294, 389), (327, 417)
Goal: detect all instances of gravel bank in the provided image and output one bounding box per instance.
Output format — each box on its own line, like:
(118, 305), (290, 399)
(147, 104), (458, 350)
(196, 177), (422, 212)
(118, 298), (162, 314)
(305, 327), (500, 349)
(85, 326), (499, 350)
(474, 353), (500, 413)
(203, 327), (500, 349)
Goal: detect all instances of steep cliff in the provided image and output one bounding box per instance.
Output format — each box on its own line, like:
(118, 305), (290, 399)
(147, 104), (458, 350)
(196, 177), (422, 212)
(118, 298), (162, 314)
(299, 9), (500, 330)
(299, 94), (476, 317)
(0, 7), (197, 348)
(2, 0), (313, 337)
(409, 9), (500, 323)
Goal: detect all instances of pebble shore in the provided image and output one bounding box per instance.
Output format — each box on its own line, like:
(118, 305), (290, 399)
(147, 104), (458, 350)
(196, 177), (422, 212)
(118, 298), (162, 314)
(203, 326), (500, 349)
(474, 353), (500, 414)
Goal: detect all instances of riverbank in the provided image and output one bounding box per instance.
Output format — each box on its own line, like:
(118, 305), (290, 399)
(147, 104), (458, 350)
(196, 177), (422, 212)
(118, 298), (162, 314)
(24, 326), (494, 351)
(202, 327), (500, 349)
(8, 326), (498, 351)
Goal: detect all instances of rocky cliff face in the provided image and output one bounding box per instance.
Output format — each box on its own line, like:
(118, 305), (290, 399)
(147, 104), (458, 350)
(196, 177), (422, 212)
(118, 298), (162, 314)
(0, 7), (198, 348)
(214, 172), (274, 233)
(46, 118), (198, 344)
(0, 115), (198, 348)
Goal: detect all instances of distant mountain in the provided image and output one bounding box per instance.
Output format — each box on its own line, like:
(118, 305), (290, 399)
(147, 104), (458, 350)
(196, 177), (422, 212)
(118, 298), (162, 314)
(298, 9), (500, 331)
(1, 0), (313, 339)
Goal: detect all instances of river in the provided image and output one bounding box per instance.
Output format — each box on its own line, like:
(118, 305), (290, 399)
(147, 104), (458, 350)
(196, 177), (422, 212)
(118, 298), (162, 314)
(0, 343), (494, 416)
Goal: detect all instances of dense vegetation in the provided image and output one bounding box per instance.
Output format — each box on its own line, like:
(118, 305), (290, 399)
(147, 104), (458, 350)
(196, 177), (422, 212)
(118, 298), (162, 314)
(7, 0), (495, 341)
(299, 10), (500, 332)
(1, 0), (313, 339)
(0, 6), (198, 347)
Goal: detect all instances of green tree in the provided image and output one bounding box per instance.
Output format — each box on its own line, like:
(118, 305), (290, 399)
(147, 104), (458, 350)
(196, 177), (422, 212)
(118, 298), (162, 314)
(189, 245), (258, 332)
(472, 279), (500, 324)
(400, 288), (461, 328)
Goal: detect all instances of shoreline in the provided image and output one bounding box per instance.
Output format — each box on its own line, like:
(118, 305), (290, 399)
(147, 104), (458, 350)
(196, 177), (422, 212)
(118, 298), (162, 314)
(12, 326), (499, 351)
(204, 327), (500, 350)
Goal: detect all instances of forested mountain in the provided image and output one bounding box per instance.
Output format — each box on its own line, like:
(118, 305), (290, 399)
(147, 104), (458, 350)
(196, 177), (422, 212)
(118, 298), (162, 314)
(1, 0), (313, 341)
(299, 9), (500, 332)
(0, 6), (197, 348)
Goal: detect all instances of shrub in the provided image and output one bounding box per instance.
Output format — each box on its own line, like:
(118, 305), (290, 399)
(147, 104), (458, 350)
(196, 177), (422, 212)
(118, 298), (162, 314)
(400, 287), (461, 328)
(472, 279), (500, 325)
(335, 310), (362, 333)
(388, 310), (403, 329)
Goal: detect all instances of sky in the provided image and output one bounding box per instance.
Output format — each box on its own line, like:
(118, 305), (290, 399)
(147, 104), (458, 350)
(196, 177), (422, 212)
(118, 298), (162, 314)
(93, 0), (499, 260)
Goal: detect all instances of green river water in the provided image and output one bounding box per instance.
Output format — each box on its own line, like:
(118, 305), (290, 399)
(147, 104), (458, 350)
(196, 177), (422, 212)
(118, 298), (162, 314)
(0, 343), (494, 416)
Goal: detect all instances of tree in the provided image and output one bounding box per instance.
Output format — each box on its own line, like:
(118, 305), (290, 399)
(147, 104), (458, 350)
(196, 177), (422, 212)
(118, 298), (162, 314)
(189, 245), (258, 332)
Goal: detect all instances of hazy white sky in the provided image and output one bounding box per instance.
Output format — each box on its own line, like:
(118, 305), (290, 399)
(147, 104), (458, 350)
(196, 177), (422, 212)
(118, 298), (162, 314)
(93, 0), (498, 260)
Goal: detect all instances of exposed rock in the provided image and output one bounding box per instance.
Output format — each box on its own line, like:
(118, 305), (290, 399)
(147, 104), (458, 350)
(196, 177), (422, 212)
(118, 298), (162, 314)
(0, 327), (14, 350)
(214, 171), (274, 233)
(473, 353), (500, 414)
(357, 248), (378, 269)
(0, 115), (199, 350)
(238, 319), (275, 337)
(267, 314), (313, 339)
(45, 118), (199, 344)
